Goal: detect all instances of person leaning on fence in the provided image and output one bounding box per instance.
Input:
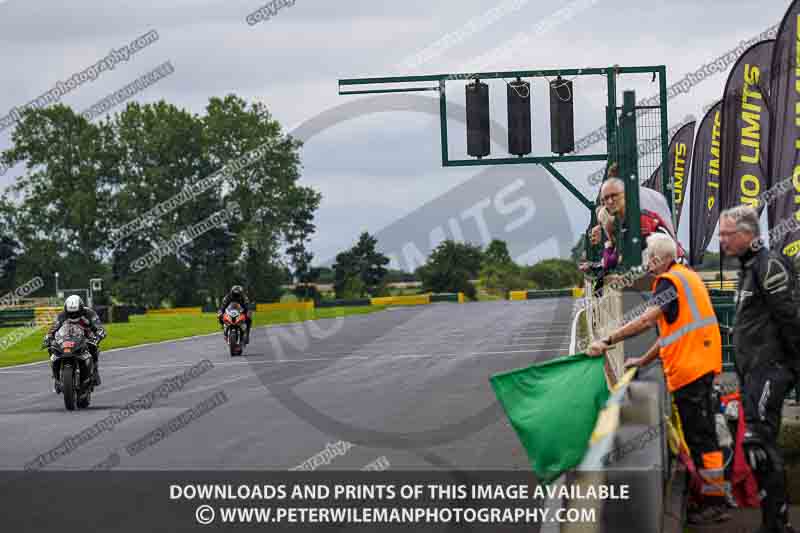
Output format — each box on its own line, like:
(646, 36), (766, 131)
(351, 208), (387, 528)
(587, 233), (729, 525)
(719, 205), (800, 533)
(589, 163), (687, 262)
(580, 205), (619, 294)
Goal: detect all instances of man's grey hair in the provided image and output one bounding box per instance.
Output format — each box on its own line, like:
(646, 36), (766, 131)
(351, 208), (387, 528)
(720, 205), (760, 236)
(602, 177), (625, 192)
(645, 233), (677, 262)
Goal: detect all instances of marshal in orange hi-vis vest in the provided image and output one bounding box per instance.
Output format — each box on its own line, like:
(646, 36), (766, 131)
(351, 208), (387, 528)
(651, 263), (722, 393)
(654, 263), (726, 499)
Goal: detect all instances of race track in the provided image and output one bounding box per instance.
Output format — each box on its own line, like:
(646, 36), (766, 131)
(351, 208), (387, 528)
(0, 299), (574, 471)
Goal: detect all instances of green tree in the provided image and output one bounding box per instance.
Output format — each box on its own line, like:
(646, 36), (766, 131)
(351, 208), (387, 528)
(523, 258), (583, 289)
(417, 240), (483, 300)
(479, 239), (527, 296)
(316, 266), (335, 284)
(339, 275), (366, 300)
(484, 239), (512, 266)
(333, 250), (358, 299)
(1, 105), (114, 294)
(479, 262), (533, 297)
(332, 232), (389, 298)
(0, 201), (20, 291)
(1, 95), (320, 307)
(196, 95), (319, 305)
(384, 269), (418, 283)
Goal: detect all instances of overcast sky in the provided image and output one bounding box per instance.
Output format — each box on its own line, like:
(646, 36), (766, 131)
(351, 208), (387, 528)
(0, 0), (790, 266)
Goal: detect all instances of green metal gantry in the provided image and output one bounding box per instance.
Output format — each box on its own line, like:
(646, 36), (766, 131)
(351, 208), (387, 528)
(338, 65), (670, 269)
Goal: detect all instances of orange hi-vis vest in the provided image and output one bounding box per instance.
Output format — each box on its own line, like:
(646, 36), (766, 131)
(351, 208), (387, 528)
(651, 263), (722, 392)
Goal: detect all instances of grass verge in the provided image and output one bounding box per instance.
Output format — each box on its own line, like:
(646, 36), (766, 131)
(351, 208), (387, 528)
(0, 305), (385, 368)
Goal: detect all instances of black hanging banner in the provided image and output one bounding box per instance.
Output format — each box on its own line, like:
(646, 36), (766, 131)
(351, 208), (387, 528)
(720, 40), (775, 215)
(769, 0), (800, 260)
(669, 122), (696, 231)
(689, 102), (723, 266)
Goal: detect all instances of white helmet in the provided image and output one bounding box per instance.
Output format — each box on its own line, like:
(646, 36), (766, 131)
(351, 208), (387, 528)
(64, 295), (84, 321)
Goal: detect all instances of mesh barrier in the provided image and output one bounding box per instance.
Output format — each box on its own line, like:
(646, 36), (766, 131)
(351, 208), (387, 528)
(582, 280), (625, 390)
(612, 105), (664, 188)
(635, 107), (664, 187)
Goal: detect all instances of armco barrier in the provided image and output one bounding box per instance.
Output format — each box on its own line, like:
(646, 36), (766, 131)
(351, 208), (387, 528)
(370, 294), (430, 307)
(430, 293), (459, 303)
(509, 288), (580, 301)
(704, 280), (737, 290)
(146, 307), (202, 315)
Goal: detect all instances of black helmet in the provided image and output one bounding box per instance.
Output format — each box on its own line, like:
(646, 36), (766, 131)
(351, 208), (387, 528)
(231, 285), (243, 296)
(64, 295), (84, 321)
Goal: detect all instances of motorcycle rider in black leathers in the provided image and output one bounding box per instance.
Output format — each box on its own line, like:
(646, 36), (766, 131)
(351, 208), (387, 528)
(44, 295), (106, 390)
(218, 285), (252, 344)
(721, 206), (800, 533)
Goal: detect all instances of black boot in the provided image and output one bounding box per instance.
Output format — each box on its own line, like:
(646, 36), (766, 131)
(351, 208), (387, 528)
(51, 360), (61, 393)
(758, 492), (794, 533)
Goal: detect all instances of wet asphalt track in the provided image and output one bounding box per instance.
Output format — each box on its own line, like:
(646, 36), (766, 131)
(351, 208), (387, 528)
(0, 299), (574, 471)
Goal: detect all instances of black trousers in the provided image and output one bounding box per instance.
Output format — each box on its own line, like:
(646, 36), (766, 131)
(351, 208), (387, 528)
(673, 372), (719, 468)
(741, 361), (797, 527)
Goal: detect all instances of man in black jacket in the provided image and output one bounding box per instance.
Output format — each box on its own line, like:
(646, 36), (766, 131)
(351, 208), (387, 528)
(218, 285), (252, 344)
(720, 205), (800, 533)
(44, 295), (106, 389)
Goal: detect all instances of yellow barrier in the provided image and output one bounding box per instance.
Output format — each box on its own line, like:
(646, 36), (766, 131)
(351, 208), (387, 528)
(572, 287), (585, 298)
(457, 292), (465, 304)
(34, 306), (61, 327)
(146, 307), (202, 315)
(370, 294), (430, 306)
(704, 279), (737, 289)
(256, 301), (314, 312)
(508, 290), (527, 301)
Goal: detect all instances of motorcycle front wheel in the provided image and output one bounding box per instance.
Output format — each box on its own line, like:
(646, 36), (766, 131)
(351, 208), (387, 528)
(229, 328), (241, 357)
(62, 362), (76, 411)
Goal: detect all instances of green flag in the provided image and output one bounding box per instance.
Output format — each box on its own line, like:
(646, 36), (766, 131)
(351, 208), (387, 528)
(490, 353), (610, 484)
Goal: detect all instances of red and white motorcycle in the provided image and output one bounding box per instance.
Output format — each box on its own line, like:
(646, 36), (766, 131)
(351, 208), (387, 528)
(221, 303), (247, 356)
